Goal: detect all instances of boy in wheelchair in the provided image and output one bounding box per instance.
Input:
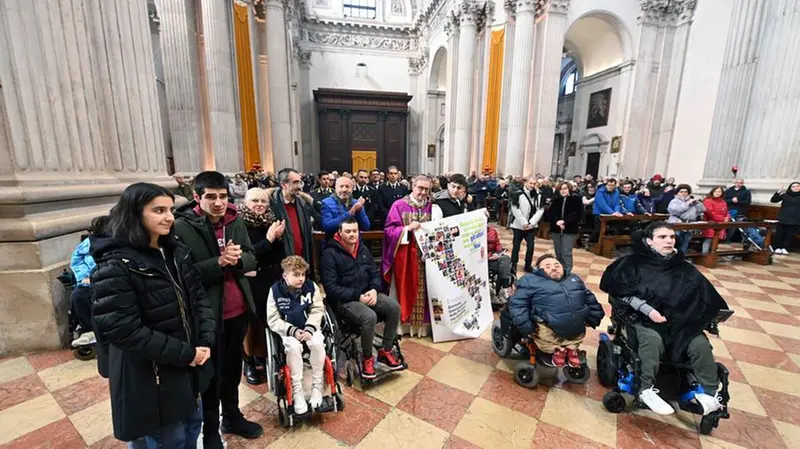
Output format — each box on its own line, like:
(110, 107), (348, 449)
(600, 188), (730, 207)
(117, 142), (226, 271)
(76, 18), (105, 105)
(266, 256), (326, 416)
(600, 222), (730, 417)
(508, 254), (605, 368)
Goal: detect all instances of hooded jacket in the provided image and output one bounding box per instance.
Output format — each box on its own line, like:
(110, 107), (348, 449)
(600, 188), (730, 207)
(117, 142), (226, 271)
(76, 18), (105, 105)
(90, 235), (216, 441)
(432, 188), (467, 219)
(600, 231), (728, 361)
(667, 196), (706, 223)
(724, 185), (752, 216)
(508, 269), (604, 339)
(771, 184), (800, 225)
(320, 233), (383, 308)
(173, 201), (257, 323)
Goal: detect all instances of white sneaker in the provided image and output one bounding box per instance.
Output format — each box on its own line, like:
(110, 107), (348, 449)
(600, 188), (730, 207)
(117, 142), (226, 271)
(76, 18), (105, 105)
(293, 390), (308, 415)
(694, 392), (723, 415)
(71, 331), (95, 347)
(782, 249), (790, 255)
(309, 386), (324, 409)
(638, 386), (675, 415)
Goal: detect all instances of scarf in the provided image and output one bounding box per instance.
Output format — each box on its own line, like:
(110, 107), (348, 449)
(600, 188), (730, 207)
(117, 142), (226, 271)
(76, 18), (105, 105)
(237, 204), (276, 229)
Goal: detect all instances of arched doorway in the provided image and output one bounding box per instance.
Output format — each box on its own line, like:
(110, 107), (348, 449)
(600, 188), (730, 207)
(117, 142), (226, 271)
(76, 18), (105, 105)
(426, 46), (447, 174)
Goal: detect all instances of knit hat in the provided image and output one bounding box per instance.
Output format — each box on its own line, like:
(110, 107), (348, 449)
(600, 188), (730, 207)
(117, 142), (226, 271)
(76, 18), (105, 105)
(652, 174), (664, 182)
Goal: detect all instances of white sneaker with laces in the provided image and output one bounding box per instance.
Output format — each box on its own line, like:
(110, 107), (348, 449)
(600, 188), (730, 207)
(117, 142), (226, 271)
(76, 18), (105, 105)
(309, 385), (324, 409)
(638, 386), (675, 415)
(292, 383), (308, 415)
(695, 392), (723, 415)
(71, 331), (96, 347)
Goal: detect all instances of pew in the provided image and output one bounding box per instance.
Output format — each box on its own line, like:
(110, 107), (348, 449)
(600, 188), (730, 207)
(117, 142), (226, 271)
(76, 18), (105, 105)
(311, 230), (385, 282)
(591, 214), (670, 258)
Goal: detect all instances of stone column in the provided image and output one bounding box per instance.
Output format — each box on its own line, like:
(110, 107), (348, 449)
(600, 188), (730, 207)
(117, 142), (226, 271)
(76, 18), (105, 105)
(452, 0), (481, 174)
(265, 0), (293, 171)
(502, 0), (536, 176)
(0, 0), (172, 354)
(409, 51), (429, 175)
(701, 0), (765, 180)
(443, 11), (460, 170)
(525, 0), (569, 176)
(155, 0), (206, 174)
(295, 45), (316, 172)
(496, 0), (516, 175)
(200, 0), (241, 173)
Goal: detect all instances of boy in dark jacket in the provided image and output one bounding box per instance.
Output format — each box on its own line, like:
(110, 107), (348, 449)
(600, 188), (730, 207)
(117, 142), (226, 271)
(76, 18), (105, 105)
(509, 254), (604, 368)
(266, 256), (325, 416)
(321, 218), (404, 379)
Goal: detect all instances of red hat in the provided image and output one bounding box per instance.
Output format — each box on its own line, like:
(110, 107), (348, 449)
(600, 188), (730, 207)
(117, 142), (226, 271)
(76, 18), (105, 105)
(652, 174), (664, 181)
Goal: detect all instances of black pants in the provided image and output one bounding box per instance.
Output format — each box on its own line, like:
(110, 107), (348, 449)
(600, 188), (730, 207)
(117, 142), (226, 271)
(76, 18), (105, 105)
(338, 294), (400, 357)
(70, 286), (93, 332)
(775, 223), (800, 250)
(511, 228), (535, 270)
(202, 312), (249, 435)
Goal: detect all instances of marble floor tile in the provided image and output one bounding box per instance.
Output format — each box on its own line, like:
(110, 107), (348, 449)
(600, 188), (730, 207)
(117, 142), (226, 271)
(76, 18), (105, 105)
(719, 327), (781, 351)
(396, 377), (474, 432)
(317, 387), (391, 446)
(737, 361), (800, 397)
(0, 394), (65, 445)
(757, 320), (800, 340)
(452, 396), (537, 449)
(68, 398), (113, 445)
(725, 381), (767, 417)
(0, 357), (35, 385)
(477, 369), (549, 419)
(265, 425), (347, 449)
(400, 339), (447, 375)
(531, 421), (614, 449)
(52, 376), (109, 415)
(25, 350), (76, 372)
(356, 408), (449, 449)
(363, 369), (423, 406)
(0, 417), (85, 449)
(708, 409), (787, 449)
(722, 340), (800, 373)
(0, 373), (48, 413)
(37, 359), (99, 392)
(539, 388), (617, 447)
(450, 338), (501, 367)
(616, 413), (701, 449)
(772, 419), (800, 449)
(409, 336), (459, 353)
(426, 355), (493, 395)
(734, 298), (788, 314)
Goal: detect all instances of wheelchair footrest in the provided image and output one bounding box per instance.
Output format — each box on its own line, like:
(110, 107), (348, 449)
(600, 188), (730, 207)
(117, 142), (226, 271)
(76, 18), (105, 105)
(314, 395), (339, 414)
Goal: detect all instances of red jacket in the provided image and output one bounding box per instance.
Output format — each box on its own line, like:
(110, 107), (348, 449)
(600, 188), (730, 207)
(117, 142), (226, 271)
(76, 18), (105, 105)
(487, 226), (503, 255)
(702, 197), (729, 239)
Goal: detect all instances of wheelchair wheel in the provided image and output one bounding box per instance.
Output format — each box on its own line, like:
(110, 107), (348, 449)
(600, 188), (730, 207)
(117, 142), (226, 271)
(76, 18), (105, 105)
(277, 399), (291, 428)
(596, 339), (617, 387)
(602, 391), (627, 413)
(699, 415), (718, 435)
(514, 362), (539, 389)
(335, 392), (345, 411)
(491, 320), (512, 357)
(72, 345), (96, 361)
(563, 364), (590, 384)
(345, 362), (356, 387)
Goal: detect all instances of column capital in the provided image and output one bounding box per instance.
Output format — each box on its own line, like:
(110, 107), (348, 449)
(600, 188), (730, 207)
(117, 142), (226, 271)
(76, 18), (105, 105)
(444, 9), (460, 37)
(504, 0), (516, 19)
(408, 49), (429, 75)
(294, 43), (312, 68)
(456, 1), (494, 30)
(639, 0), (696, 25)
(535, 0), (570, 17)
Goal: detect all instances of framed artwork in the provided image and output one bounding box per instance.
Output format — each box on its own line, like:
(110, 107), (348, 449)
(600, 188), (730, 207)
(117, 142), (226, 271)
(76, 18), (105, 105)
(610, 136), (621, 154)
(567, 141), (576, 157)
(587, 88), (611, 129)
(427, 144), (436, 158)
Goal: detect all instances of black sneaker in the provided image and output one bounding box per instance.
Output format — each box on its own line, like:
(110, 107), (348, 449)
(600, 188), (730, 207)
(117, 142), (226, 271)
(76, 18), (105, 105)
(221, 415), (263, 439)
(203, 433), (225, 449)
(243, 356), (265, 385)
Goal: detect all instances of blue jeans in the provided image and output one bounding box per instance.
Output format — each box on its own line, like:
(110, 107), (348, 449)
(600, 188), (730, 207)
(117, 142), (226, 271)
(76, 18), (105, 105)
(677, 231), (692, 255)
(127, 403), (202, 449)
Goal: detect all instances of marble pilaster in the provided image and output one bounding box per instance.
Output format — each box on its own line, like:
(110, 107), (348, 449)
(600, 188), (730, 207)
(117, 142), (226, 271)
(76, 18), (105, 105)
(265, 0), (293, 171)
(0, 0), (172, 355)
(503, 0), (536, 176)
(525, 0), (569, 177)
(200, 0), (242, 173)
(443, 11), (460, 171)
(296, 46), (317, 173)
(155, 0), (207, 174)
(496, 0), (516, 176)
(452, 0), (481, 174)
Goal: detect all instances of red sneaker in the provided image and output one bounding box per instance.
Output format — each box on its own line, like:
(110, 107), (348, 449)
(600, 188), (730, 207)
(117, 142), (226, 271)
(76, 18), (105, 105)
(377, 349), (404, 371)
(362, 356), (376, 379)
(566, 349), (582, 368)
(551, 348), (566, 367)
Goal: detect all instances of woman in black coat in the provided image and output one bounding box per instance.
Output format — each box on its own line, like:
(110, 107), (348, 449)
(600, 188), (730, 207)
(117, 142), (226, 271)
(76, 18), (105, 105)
(549, 182), (584, 274)
(771, 181), (800, 255)
(92, 183), (215, 448)
(239, 187), (285, 384)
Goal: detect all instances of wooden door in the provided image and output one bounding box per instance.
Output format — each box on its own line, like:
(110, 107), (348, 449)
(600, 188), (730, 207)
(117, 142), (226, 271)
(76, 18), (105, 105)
(318, 111), (349, 172)
(586, 152), (600, 179)
(352, 150), (377, 173)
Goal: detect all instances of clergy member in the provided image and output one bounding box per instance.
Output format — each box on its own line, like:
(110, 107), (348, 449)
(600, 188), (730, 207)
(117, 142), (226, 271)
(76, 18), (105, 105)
(381, 175), (433, 337)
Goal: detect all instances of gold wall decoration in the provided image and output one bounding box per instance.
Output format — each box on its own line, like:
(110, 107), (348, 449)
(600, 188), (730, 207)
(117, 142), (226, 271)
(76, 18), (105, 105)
(481, 27), (505, 173)
(233, 1), (260, 170)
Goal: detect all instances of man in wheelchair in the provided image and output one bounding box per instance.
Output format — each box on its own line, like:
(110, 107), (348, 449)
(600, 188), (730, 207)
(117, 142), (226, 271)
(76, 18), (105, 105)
(600, 222), (729, 417)
(509, 254), (605, 367)
(321, 218), (404, 379)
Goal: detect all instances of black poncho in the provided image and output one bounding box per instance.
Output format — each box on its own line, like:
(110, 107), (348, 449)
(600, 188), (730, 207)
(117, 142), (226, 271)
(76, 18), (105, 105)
(599, 231), (728, 361)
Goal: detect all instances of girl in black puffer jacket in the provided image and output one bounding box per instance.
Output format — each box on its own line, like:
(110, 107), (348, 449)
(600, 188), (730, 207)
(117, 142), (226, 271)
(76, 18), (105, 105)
(91, 183), (216, 447)
(771, 181), (800, 254)
(508, 254), (604, 368)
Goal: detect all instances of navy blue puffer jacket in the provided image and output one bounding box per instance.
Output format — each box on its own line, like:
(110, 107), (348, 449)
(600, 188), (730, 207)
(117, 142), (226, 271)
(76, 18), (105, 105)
(509, 270), (604, 339)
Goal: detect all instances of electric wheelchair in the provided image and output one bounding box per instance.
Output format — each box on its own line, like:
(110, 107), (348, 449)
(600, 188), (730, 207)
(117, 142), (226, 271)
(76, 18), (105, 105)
(264, 303), (345, 428)
(596, 297), (734, 435)
(57, 268), (97, 361)
(491, 306), (591, 388)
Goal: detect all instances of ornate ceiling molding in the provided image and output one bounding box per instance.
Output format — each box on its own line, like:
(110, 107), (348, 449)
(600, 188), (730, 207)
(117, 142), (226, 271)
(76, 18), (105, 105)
(504, 0), (517, 20)
(294, 42), (312, 68)
(535, 0), (569, 17)
(639, 0), (697, 24)
(301, 22), (419, 53)
(408, 49), (430, 74)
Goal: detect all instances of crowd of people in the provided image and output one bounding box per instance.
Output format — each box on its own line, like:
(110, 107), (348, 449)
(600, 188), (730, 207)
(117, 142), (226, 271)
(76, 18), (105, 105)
(65, 164), (798, 448)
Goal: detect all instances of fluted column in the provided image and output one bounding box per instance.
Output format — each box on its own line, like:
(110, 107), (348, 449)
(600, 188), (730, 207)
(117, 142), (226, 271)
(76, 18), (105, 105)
(496, 0), (516, 175)
(296, 46), (316, 172)
(525, 0), (568, 176)
(200, 0), (241, 173)
(0, 0), (172, 355)
(409, 51), (429, 175)
(452, 0), (481, 174)
(443, 12), (460, 171)
(503, 0), (536, 176)
(701, 0), (765, 180)
(265, 0), (293, 171)
(155, 0), (206, 174)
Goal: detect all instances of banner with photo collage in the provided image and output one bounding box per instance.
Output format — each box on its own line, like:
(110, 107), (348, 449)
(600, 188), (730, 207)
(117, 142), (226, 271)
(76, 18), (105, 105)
(414, 210), (493, 342)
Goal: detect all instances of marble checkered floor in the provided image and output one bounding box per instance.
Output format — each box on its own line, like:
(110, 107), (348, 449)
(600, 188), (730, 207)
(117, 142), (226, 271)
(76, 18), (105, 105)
(2, 229), (800, 449)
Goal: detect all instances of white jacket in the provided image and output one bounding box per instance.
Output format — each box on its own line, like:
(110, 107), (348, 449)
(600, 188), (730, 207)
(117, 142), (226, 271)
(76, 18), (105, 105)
(510, 188), (544, 230)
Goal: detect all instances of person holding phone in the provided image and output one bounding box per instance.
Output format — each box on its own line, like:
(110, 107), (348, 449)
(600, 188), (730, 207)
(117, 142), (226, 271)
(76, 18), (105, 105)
(487, 225), (513, 307)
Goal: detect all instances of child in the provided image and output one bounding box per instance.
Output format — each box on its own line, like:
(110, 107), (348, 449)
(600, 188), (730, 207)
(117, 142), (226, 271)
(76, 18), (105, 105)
(69, 215), (108, 347)
(508, 254), (604, 367)
(266, 256), (326, 415)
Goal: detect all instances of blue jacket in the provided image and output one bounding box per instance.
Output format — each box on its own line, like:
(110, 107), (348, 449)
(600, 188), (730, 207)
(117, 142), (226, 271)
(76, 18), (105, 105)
(619, 193), (641, 215)
(509, 270), (605, 339)
(69, 238), (96, 287)
(593, 187), (621, 215)
(320, 195), (371, 238)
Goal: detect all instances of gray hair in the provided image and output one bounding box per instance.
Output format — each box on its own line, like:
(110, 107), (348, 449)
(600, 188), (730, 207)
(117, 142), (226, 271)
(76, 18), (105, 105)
(276, 168), (298, 185)
(244, 187), (268, 203)
(412, 174), (430, 186)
